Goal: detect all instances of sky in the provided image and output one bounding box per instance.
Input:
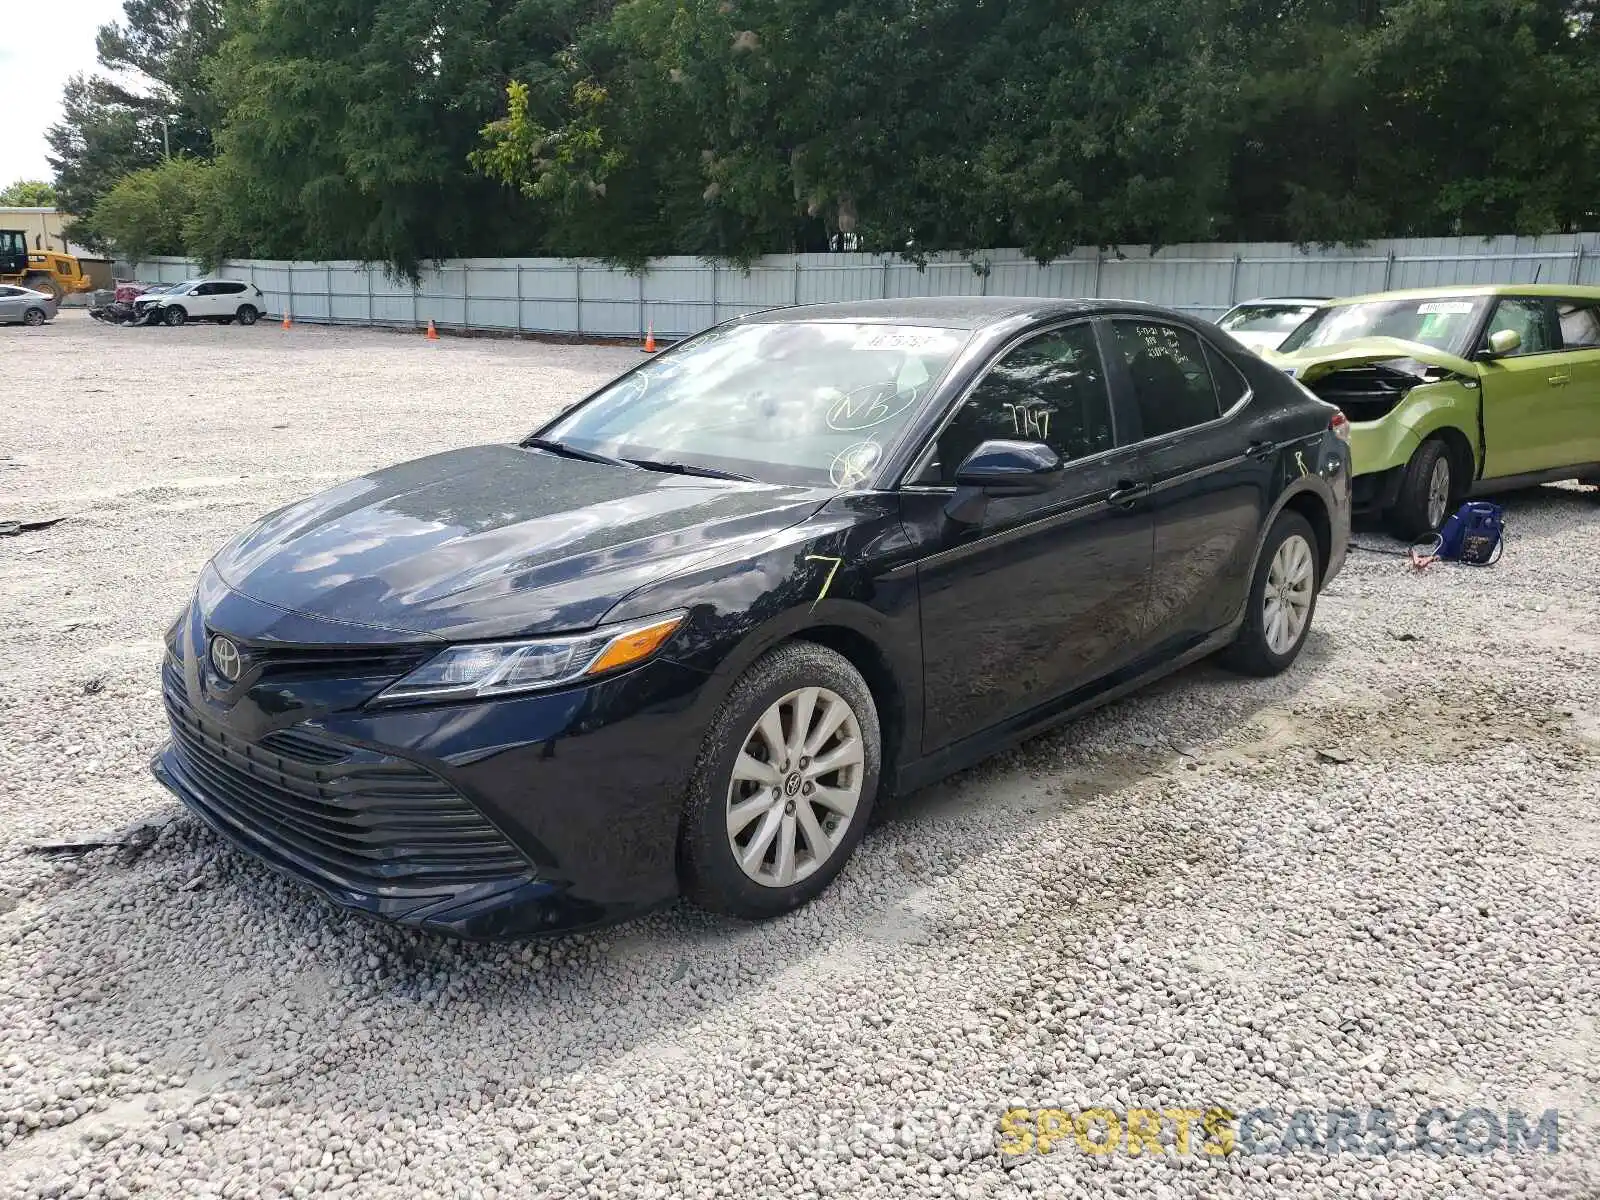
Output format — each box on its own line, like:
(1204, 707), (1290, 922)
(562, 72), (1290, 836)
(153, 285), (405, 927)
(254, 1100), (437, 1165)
(0, 0), (128, 187)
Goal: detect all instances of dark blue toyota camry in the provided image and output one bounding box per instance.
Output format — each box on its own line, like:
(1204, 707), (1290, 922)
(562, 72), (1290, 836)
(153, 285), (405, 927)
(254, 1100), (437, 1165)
(154, 297), (1351, 938)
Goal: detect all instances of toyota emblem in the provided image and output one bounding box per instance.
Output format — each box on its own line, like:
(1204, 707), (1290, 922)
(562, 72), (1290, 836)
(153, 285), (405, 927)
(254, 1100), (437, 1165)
(210, 635), (243, 682)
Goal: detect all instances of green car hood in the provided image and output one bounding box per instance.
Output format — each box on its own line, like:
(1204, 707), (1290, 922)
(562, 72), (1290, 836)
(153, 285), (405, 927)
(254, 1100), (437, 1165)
(1265, 337), (1479, 383)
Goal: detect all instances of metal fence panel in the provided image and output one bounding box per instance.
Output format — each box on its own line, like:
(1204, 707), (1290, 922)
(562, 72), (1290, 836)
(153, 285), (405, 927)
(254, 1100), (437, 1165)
(124, 232), (1600, 340)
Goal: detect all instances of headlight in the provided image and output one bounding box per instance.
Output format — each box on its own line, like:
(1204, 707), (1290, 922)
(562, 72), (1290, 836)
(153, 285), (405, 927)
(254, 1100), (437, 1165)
(373, 611), (686, 705)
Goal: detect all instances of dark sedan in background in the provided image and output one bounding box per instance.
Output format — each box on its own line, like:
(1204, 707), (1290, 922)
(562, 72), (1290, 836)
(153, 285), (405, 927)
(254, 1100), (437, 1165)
(153, 297), (1351, 938)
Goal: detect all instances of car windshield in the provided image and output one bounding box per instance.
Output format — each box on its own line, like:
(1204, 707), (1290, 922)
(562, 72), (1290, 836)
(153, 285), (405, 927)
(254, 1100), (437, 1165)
(1220, 304), (1320, 334)
(1277, 296), (1490, 356)
(540, 321), (971, 487)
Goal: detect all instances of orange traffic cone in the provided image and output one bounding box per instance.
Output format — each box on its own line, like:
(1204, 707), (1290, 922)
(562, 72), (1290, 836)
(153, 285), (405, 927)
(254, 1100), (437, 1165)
(426, 319), (439, 341)
(641, 323), (656, 353)
(281, 311), (291, 331)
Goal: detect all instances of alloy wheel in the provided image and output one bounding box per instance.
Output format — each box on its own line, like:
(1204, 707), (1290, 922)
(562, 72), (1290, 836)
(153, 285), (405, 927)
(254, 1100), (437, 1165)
(725, 686), (864, 888)
(1263, 533), (1315, 656)
(1426, 456), (1452, 528)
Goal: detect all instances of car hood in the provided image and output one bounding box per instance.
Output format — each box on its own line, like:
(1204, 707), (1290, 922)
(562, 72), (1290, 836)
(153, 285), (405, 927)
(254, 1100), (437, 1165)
(1265, 337), (1478, 383)
(209, 444), (831, 641)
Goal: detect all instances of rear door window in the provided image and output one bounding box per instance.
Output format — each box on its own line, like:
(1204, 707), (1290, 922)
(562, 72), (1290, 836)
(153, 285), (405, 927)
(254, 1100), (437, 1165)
(1110, 320), (1223, 439)
(1556, 300), (1600, 348)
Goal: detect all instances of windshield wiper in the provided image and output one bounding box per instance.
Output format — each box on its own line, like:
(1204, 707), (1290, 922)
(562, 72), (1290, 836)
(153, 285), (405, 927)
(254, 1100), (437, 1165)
(522, 437), (635, 470)
(625, 458), (755, 482)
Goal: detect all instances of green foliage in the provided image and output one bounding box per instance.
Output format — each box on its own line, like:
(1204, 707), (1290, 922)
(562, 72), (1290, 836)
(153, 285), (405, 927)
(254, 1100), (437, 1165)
(0, 180), (59, 207)
(47, 1), (224, 243)
(46, 0), (1600, 270)
(87, 157), (222, 263)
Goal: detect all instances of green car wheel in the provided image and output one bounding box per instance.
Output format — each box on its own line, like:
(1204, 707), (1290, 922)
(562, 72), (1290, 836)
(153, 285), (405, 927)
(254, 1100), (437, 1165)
(1388, 439), (1456, 541)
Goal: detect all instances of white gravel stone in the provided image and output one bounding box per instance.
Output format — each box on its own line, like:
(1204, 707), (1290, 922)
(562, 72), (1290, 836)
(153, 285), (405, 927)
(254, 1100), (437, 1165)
(1, 312), (1598, 1198)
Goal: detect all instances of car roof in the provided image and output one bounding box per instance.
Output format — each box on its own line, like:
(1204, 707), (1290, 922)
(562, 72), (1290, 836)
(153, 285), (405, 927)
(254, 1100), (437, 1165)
(1328, 283), (1600, 306)
(735, 295), (1191, 330)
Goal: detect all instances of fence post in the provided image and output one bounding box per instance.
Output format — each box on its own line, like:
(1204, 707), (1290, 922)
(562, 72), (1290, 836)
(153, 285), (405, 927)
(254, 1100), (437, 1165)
(412, 280), (419, 329)
(1572, 244), (1586, 285)
(515, 263), (524, 335)
(575, 261), (584, 335)
(880, 258), (890, 299)
(1383, 250), (1396, 291)
(366, 265), (373, 326)
(638, 271), (646, 339)
(1092, 250), (1103, 298)
(325, 264), (333, 324)
(286, 265), (294, 320)
(792, 259), (801, 307)
(462, 264), (470, 333)
(1228, 253), (1242, 306)
(711, 261), (719, 326)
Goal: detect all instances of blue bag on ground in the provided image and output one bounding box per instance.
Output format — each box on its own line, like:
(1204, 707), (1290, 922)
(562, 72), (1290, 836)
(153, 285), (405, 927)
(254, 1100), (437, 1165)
(1437, 501), (1505, 565)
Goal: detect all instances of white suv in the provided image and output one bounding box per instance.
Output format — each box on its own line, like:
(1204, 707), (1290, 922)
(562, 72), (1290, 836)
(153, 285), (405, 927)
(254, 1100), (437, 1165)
(140, 279), (267, 327)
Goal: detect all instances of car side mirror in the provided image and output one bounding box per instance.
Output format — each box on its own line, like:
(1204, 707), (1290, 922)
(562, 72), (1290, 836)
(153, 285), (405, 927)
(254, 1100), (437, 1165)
(946, 439), (1062, 523)
(1481, 328), (1521, 359)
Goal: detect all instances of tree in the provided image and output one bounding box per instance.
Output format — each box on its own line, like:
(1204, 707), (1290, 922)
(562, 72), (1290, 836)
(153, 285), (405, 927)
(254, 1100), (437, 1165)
(87, 157), (220, 262)
(203, 0), (561, 274)
(47, 1), (224, 242)
(0, 180), (59, 207)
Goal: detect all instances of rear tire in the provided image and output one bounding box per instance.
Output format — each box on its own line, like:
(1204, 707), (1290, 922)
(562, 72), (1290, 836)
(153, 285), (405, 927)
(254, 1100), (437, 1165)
(680, 642), (881, 921)
(22, 307), (46, 327)
(1387, 438), (1455, 540)
(163, 306), (186, 327)
(1221, 510), (1321, 677)
(22, 274), (63, 303)
(236, 305), (259, 326)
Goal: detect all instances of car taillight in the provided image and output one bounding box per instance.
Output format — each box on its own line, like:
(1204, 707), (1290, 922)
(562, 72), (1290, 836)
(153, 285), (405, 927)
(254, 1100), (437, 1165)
(1329, 411), (1350, 443)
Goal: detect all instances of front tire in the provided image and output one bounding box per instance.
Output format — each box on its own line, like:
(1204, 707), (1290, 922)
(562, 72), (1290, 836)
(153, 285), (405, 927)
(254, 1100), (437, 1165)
(681, 642), (881, 920)
(1387, 438), (1455, 540)
(1221, 510), (1320, 677)
(163, 306), (187, 327)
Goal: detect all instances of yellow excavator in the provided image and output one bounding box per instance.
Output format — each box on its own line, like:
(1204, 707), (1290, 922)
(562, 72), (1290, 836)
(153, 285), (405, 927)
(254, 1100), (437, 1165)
(0, 229), (92, 303)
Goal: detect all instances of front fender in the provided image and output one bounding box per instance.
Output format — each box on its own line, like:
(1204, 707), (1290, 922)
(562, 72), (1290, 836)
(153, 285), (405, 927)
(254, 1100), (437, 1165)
(598, 495), (924, 752)
(1348, 380), (1480, 478)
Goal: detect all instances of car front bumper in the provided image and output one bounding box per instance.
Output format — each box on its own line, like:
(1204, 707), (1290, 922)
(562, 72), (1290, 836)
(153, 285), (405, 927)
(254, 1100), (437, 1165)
(150, 581), (716, 939)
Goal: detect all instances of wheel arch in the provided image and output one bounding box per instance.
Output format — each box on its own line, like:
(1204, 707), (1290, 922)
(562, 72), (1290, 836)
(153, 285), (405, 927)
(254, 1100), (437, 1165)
(688, 601), (918, 797)
(1281, 489), (1332, 578)
(788, 624), (908, 797)
(1426, 425), (1476, 491)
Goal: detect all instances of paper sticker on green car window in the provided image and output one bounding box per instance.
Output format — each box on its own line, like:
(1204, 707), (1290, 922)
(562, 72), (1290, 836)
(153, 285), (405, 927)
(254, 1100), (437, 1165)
(1417, 301), (1474, 316)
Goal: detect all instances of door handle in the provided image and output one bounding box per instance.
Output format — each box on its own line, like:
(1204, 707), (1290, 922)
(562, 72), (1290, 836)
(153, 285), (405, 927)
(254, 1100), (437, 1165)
(1548, 374), (1571, 386)
(1246, 439), (1276, 461)
(1108, 480), (1148, 509)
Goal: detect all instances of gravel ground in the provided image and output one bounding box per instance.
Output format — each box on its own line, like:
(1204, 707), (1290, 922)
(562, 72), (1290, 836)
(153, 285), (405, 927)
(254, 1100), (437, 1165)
(2, 311), (1598, 1200)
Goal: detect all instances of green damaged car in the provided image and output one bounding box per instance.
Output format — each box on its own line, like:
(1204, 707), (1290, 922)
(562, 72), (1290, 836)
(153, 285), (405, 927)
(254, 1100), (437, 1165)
(1266, 285), (1600, 537)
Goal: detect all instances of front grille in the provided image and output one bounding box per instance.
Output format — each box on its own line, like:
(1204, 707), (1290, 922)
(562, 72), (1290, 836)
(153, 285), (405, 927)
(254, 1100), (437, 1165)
(228, 642), (435, 688)
(161, 662), (532, 895)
